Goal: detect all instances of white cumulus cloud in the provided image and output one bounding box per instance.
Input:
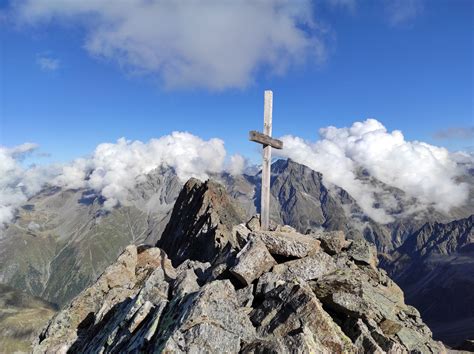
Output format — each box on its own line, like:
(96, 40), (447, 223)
(13, 0), (326, 90)
(0, 132), (236, 225)
(54, 132), (228, 209)
(0, 143), (59, 225)
(1, 123), (471, 227)
(278, 119), (470, 223)
(227, 154), (247, 176)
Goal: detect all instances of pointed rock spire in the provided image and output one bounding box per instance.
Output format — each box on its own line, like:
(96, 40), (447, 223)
(157, 178), (246, 266)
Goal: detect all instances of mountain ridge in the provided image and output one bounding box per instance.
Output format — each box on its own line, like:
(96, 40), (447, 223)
(33, 177), (446, 353)
(381, 215), (474, 346)
(0, 159), (472, 347)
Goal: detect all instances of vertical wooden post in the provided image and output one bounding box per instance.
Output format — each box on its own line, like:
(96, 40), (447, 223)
(261, 90), (273, 230)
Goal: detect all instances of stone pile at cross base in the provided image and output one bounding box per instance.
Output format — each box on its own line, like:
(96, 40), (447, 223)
(33, 178), (446, 354)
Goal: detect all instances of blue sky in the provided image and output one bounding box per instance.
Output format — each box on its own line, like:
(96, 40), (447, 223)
(0, 0), (472, 164)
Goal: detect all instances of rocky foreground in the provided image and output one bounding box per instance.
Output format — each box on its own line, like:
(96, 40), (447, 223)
(34, 179), (446, 353)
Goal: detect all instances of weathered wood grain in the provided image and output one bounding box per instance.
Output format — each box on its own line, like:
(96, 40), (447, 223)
(248, 90), (283, 231)
(248, 131), (283, 149)
(261, 90), (273, 231)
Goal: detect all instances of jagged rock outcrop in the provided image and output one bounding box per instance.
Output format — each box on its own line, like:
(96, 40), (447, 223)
(34, 179), (445, 353)
(157, 178), (246, 266)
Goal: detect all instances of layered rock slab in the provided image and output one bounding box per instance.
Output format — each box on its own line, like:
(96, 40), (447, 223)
(310, 230), (352, 255)
(34, 245), (173, 353)
(249, 280), (356, 353)
(252, 230), (321, 258)
(154, 280), (255, 353)
(230, 238), (276, 286)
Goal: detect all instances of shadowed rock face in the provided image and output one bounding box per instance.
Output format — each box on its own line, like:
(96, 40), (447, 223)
(34, 179), (445, 353)
(157, 178), (246, 266)
(269, 159), (350, 234)
(381, 215), (474, 347)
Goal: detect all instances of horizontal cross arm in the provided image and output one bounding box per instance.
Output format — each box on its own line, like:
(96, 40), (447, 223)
(249, 130), (283, 149)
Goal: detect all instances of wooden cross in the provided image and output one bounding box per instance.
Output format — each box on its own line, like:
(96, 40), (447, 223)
(249, 90), (283, 231)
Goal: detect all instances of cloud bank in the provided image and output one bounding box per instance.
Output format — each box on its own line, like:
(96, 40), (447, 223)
(0, 143), (59, 224)
(9, 0), (428, 89)
(1, 121), (471, 226)
(0, 133), (246, 225)
(12, 0), (325, 90)
(53, 132), (245, 209)
(278, 119), (469, 223)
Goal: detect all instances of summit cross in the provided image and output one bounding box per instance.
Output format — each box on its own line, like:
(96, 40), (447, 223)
(249, 90), (284, 231)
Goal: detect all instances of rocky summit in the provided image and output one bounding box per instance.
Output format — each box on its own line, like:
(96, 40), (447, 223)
(34, 178), (445, 353)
